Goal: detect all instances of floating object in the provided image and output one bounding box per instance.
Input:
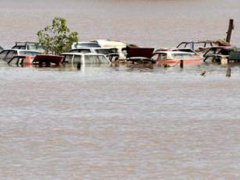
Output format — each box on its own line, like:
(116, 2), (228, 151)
(200, 71), (206, 76)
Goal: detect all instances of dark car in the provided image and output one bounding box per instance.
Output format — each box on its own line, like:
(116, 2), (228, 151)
(126, 47), (155, 64)
(203, 46), (237, 64)
(203, 46), (234, 57)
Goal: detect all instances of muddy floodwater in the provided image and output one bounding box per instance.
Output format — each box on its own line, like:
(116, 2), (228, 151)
(1, 0), (240, 179)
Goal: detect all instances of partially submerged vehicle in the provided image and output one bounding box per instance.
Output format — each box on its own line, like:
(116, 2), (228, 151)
(8, 55), (64, 66)
(11, 42), (44, 53)
(69, 47), (119, 61)
(61, 52), (111, 65)
(203, 46), (234, 57)
(72, 39), (127, 59)
(32, 55), (64, 66)
(229, 49), (240, 62)
(203, 46), (238, 64)
(126, 47), (155, 64)
(0, 49), (41, 62)
(176, 40), (230, 53)
(152, 51), (201, 66)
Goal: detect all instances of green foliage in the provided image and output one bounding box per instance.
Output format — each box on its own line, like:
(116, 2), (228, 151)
(37, 17), (79, 54)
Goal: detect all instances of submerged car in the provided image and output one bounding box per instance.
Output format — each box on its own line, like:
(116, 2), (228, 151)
(69, 47), (119, 61)
(0, 49), (41, 62)
(203, 46), (238, 64)
(176, 40), (230, 53)
(72, 39), (127, 59)
(8, 55), (64, 67)
(61, 52), (111, 64)
(229, 49), (240, 62)
(126, 47), (155, 64)
(203, 46), (234, 57)
(152, 51), (201, 66)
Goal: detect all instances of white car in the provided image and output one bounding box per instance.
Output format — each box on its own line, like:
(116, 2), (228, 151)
(61, 52), (111, 65)
(69, 48), (119, 61)
(72, 39), (127, 59)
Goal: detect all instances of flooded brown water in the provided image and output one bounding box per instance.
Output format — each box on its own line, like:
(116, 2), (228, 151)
(1, 0), (240, 179)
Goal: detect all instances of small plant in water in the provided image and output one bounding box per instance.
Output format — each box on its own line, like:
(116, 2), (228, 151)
(37, 17), (79, 55)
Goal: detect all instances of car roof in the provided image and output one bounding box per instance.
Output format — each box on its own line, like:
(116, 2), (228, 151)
(71, 47), (111, 50)
(207, 46), (234, 50)
(2, 49), (40, 53)
(154, 51), (195, 54)
(62, 52), (105, 56)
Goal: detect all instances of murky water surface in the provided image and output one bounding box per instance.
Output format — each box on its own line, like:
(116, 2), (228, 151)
(1, 0), (240, 179)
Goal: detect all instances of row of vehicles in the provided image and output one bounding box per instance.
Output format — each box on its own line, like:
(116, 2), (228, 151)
(0, 40), (124, 66)
(0, 40), (239, 67)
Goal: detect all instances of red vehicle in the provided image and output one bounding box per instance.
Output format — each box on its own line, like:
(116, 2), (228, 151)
(8, 55), (64, 67)
(152, 51), (201, 66)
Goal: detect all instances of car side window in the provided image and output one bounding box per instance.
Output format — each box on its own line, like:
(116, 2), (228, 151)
(73, 55), (81, 63)
(151, 54), (159, 61)
(6, 51), (17, 60)
(159, 53), (167, 60)
(64, 55), (73, 63)
(0, 50), (9, 59)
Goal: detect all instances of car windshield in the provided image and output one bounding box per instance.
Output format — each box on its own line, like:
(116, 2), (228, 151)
(172, 53), (196, 60)
(19, 51), (40, 56)
(177, 43), (192, 49)
(152, 53), (167, 60)
(84, 55), (109, 64)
